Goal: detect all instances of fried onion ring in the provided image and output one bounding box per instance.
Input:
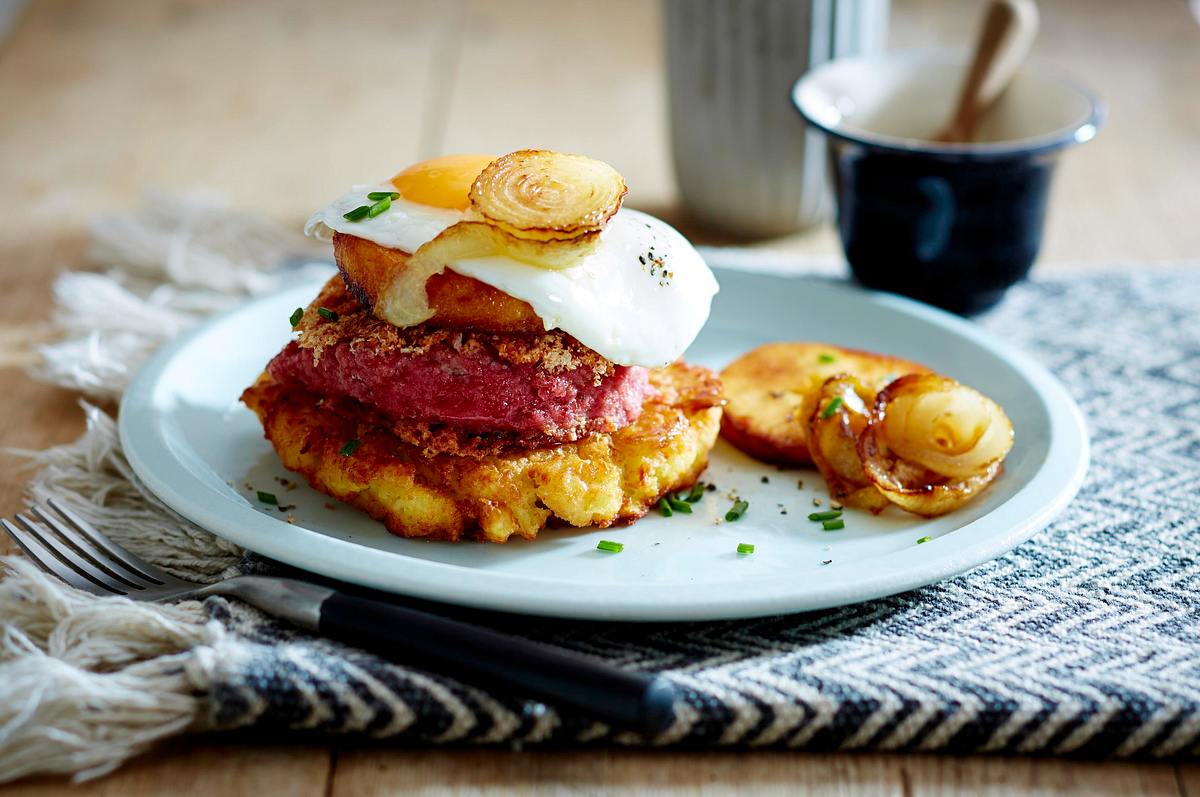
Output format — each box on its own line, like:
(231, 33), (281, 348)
(805, 374), (891, 513)
(468, 149), (627, 241)
(858, 374), (1013, 517)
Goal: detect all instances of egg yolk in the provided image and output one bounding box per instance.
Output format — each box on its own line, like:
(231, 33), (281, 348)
(390, 154), (495, 210)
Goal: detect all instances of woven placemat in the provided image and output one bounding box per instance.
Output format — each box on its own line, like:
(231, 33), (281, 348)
(196, 270), (1200, 758)
(2, 198), (1196, 781)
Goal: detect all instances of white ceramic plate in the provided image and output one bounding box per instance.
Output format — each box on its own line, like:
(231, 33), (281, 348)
(119, 266), (1088, 621)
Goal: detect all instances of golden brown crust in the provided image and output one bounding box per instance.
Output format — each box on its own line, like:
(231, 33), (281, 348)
(332, 232), (545, 333)
(294, 275), (614, 380)
(240, 362), (723, 543)
(719, 342), (931, 466)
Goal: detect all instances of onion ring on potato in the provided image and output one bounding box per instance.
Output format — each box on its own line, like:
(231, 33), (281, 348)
(469, 149), (627, 241)
(805, 375), (891, 513)
(370, 222), (602, 327)
(858, 374), (1013, 517)
(333, 232), (544, 334)
(346, 150), (627, 328)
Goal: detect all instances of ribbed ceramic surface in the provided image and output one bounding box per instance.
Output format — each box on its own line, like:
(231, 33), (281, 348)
(665, 0), (888, 236)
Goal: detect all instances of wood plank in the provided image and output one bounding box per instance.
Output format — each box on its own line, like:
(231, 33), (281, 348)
(904, 755), (1183, 797)
(0, 0), (454, 236)
(310, 749), (1196, 797)
(0, 232), (89, 527)
(438, 0), (674, 212)
(1177, 764), (1200, 797)
(2, 0), (1199, 794)
(1, 742), (332, 797)
(331, 749), (905, 797)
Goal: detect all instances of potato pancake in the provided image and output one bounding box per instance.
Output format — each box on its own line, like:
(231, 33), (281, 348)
(241, 362), (723, 543)
(719, 342), (930, 465)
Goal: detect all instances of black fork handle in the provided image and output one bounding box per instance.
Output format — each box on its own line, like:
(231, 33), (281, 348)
(318, 591), (678, 736)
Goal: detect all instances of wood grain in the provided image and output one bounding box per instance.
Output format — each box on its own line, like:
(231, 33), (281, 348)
(0, 0), (1197, 794)
(1179, 764), (1200, 797)
(3, 743), (331, 797)
(331, 749), (907, 797)
(903, 755), (1183, 796)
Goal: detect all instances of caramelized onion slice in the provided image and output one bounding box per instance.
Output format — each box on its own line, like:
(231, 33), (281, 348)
(879, 374), (1013, 479)
(469, 150), (627, 241)
(858, 374), (1013, 517)
(805, 375), (890, 513)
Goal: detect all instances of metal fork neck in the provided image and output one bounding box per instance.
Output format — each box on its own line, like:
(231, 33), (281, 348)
(209, 576), (335, 631)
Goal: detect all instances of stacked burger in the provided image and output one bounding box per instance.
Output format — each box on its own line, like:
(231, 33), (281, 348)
(242, 151), (723, 543)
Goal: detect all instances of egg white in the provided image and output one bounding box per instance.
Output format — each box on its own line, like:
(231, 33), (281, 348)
(305, 184), (461, 254)
(306, 187), (718, 368)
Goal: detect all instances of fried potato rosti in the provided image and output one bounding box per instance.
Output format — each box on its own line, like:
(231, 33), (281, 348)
(719, 342), (929, 466)
(333, 232), (545, 333)
(241, 363), (723, 543)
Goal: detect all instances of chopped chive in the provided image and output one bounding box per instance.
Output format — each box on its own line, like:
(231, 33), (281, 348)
(317, 307), (339, 322)
(289, 307), (303, 327)
(658, 498), (673, 517)
(343, 205), (371, 222)
(596, 539), (624, 553)
(822, 519), (845, 531)
(808, 510), (843, 522)
(760, 476), (769, 484)
(256, 490), (278, 505)
(367, 196), (392, 217)
(684, 483), (706, 503)
(367, 191), (400, 201)
(818, 353), (836, 364)
(725, 499), (750, 522)
(917, 535), (932, 544)
(820, 396), (845, 420)
(736, 542), (755, 555)
(339, 438), (360, 457)
(666, 496), (693, 513)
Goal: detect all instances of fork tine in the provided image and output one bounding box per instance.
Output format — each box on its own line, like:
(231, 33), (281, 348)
(29, 504), (153, 589)
(1, 518), (123, 595)
(46, 498), (173, 585)
(14, 514), (135, 595)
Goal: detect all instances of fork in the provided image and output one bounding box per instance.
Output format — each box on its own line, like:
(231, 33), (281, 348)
(2, 499), (678, 736)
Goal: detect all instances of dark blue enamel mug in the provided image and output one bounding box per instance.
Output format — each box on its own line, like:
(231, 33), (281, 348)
(793, 52), (1104, 315)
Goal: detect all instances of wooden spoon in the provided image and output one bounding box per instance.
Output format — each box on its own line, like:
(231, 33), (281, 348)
(935, 0), (1041, 143)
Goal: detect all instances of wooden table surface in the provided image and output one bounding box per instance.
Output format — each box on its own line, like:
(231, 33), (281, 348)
(1, 0), (1197, 794)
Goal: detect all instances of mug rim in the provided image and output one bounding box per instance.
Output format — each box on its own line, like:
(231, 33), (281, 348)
(791, 50), (1107, 161)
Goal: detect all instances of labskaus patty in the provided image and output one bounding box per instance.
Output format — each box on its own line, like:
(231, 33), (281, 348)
(241, 361), (723, 543)
(275, 276), (651, 446)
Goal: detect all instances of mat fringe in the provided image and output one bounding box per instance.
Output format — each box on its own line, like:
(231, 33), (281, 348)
(3, 192), (317, 782)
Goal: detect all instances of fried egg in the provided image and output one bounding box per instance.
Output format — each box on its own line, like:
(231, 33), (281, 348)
(305, 155), (718, 368)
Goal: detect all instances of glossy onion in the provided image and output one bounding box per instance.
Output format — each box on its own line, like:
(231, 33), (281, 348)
(805, 375), (891, 513)
(858, 374), (1014, 517)
(468, 149), (627, 241)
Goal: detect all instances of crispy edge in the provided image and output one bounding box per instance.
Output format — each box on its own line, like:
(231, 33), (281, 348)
(719, 342), (930, 466)
(333, 232), (545, 333)
(292, 274), (615, 377)
(240, 362), (723, 543)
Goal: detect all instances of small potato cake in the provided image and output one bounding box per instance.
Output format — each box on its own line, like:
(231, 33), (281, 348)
(719, 342), (929, 466)
(241, 362), (723, 543)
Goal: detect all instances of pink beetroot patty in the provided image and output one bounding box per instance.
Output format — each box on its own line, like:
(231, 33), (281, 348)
(266, 336), (651, 441)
